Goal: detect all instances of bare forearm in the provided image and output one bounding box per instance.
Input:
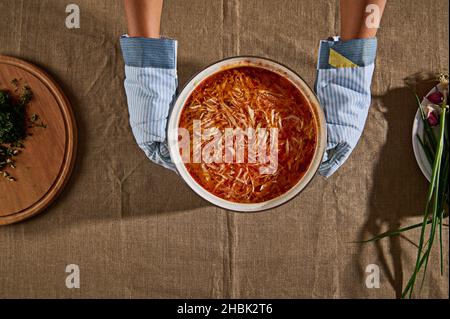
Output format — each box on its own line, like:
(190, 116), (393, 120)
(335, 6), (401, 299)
(124, 0), (164, 38)
(340, 0), (386, 40)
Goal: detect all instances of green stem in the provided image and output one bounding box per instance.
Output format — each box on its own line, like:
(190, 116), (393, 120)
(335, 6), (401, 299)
(406, 104), (446, 298)
(402, 243), (430, 297)
(438, 150), (449, 275)
(357, 218), (447, 243)
(419, 155), (441, 291)
(417, 134), (434, 167)
(439, 209), (444, 275)
(416, 93), (437, 151)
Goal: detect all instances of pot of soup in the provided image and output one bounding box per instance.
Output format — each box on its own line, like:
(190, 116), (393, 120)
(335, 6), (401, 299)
(167, 56), (326, 212)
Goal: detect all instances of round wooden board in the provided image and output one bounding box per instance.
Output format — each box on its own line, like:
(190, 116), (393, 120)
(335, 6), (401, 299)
(0, 56), (77, 225)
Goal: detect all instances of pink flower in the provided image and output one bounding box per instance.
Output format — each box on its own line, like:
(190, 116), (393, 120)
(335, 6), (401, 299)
(427, 109), (439, 126)
(427, 90), (444, 105)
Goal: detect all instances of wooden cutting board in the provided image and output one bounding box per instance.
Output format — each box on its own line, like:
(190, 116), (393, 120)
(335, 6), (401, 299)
(0, 56), (77, 225)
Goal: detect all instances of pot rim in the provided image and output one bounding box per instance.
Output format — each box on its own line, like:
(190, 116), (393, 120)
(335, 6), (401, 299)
(167, 55), (327, 212)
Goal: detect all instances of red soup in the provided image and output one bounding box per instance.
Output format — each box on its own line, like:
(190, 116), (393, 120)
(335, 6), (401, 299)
(179, 66), (317, 203)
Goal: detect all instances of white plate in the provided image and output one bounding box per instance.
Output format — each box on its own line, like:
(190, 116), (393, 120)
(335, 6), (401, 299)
(411, 85), (443, 182)
(412, 108), (432, 182)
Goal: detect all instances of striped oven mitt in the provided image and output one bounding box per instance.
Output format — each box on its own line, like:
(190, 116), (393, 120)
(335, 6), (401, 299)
(315, 37), (377, 177)
(120, 36), (178, 172)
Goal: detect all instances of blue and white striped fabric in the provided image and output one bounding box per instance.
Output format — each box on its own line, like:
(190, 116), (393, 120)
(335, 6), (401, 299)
(315, 37), (377, 177)
(120, 36), (377, 177)
(121, 36), (178, 172)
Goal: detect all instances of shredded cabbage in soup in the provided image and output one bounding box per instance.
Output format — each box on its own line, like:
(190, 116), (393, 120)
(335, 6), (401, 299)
(179, 66), (317, 203)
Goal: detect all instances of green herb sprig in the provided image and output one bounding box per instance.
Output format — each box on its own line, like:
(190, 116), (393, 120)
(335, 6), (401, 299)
(0, 80), (44, 181)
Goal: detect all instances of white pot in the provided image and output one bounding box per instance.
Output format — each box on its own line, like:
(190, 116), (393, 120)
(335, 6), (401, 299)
(167, 56), (327, 212)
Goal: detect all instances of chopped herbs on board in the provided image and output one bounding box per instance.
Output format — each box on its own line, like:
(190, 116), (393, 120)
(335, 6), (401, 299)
(0, 79), (46, 181)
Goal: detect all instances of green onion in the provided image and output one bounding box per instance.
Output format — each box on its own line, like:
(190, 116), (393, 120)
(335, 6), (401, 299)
(362, 74), (448, 298)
